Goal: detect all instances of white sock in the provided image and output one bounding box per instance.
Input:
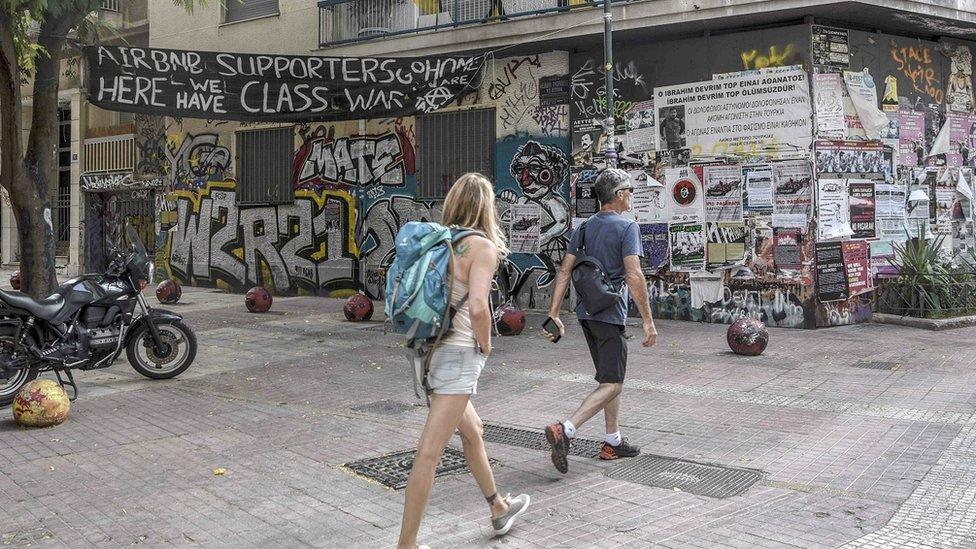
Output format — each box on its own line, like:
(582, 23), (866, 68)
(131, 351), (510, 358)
(605, 431), (622, 446)
(562, 420), (576, 438)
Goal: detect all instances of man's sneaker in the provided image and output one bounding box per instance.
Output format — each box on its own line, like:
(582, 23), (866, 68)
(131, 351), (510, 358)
(599, 439), (641, 460)
(491, 493), (531, 536)
(544, 423), (571, 474)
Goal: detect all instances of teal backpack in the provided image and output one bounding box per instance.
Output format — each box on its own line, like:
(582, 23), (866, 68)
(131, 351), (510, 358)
(385, 222), (482, 397)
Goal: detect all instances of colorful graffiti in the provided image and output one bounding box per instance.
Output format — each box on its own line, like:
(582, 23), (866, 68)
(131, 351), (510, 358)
(164, 180), (358, 295)
(359, 196), (441, 299)
(889, 42), (944, 104)
(292, 127), (415, 192)
(164, 132), (232, 190)
(495, 135), (571, 301)
(740, 44), (798, 70)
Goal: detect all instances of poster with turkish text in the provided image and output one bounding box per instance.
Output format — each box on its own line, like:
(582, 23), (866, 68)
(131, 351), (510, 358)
(771, 160), (813, 230)
(702, 165), (744, 223)
(508, 203), (542, 253)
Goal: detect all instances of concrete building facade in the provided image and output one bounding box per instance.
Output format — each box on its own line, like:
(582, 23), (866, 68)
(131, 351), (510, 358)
(141, 0), (976, 327)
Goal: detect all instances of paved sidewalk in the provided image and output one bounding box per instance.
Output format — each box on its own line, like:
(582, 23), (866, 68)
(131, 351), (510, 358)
(1, 285), (976, 548)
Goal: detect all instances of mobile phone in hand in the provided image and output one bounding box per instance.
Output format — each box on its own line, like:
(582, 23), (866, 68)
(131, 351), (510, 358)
(542, 317), (561, 343)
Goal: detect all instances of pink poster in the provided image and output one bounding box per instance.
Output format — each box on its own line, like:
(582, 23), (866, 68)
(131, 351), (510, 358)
(899, 110), (926, 168)
(948, 114), (976, 169)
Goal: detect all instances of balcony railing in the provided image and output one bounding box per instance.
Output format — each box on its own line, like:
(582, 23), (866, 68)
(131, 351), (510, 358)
(100, 0), (120, 12)
(84, 134), (135, 174)
(318, 0), (618, 47)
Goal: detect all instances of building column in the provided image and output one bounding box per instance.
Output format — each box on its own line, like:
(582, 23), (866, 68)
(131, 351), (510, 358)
(68, 90), (83, 276)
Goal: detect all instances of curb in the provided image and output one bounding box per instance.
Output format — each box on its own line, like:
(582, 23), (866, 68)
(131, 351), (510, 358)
(872, 312), (976, 331)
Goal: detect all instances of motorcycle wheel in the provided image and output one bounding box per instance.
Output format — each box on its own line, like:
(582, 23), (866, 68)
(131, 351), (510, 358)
(126, 320), (197, 380)
(0, 329), (38, 407)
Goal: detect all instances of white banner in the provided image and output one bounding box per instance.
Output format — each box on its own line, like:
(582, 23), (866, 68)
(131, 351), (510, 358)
(654, 65), (812, 157)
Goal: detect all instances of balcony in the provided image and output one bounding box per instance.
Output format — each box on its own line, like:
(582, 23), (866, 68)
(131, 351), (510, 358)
(99, 0), (120, 12)
(318, 0), (618, 47)
(84, 133), (135, 174)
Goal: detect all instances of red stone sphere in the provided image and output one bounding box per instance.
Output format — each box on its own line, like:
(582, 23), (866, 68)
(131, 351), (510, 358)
(10, 271), (20, 291)
(727, 317), (769, 356)
(495, 306), (526, 336)
(245, 286), (273, 313)
(156, 279), (182, 304)
(343, 293), (374, 322)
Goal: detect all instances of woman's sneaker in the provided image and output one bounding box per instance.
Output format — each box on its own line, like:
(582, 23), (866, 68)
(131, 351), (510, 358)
(599, 439), (641, 460)
(491, 494), (531, 536)
(544, 423), (571, 473)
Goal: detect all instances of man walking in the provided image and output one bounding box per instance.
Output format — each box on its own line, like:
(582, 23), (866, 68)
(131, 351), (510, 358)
(542, 168), (658, 473)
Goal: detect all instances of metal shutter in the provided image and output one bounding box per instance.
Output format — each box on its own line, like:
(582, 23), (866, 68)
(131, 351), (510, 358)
(236, 127), (294, 205)
(417, 108), (495, 199)
(225, 0), (278, 23)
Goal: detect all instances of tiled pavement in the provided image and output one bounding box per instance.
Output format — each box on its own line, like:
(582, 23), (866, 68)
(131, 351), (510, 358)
(0, 284), (975, 547)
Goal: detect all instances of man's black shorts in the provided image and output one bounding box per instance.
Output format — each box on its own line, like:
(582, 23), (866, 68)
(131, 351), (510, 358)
(580, 319), (627, 384)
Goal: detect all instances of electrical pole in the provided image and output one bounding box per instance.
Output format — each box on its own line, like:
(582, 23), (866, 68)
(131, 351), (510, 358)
(603, 0), (616, 168)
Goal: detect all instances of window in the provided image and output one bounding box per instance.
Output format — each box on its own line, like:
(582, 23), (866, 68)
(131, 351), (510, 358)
(55, 106), (71, 256)
(235, 127), (294, 205)
(417, 108), (495, 199)
(225, 0), (279, 24)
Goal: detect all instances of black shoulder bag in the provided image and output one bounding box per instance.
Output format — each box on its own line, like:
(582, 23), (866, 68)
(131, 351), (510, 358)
(571, 222), (624, 315)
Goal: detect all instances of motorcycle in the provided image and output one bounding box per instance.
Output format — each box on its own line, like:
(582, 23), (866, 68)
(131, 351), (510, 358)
(0, 222), (197, 406)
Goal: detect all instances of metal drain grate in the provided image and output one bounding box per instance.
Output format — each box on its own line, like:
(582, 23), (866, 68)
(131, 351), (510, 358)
(351, 400), (415, 416)
(851, 360), (900, 370)
(482, 423), (603, 458)
(343, 447), (482, 489)
(606, 454), (763, 498)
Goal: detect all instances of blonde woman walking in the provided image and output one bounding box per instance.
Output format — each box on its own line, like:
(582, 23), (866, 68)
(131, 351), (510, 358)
(397, 173), (530, 549)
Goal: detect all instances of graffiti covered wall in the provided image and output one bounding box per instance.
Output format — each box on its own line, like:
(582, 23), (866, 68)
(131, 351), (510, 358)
(151, 52), (572, 304)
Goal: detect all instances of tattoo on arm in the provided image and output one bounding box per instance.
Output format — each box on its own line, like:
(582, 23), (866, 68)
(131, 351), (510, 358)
(454, 243), (470, 258)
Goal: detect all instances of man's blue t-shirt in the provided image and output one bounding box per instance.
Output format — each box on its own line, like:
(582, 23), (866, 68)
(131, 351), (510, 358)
(567, 212), (643, 326)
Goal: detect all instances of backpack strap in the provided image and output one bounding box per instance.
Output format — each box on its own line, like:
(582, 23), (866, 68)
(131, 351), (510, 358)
(578, 221), (587, 254)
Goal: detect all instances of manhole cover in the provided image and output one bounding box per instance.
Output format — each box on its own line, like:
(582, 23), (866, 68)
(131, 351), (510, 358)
(351, 400), (415, 416)
(344, 447), (485, 489)
(851, 360), (900, 370)
(606, 454), (763, 498)
(482, 423), (602, 458)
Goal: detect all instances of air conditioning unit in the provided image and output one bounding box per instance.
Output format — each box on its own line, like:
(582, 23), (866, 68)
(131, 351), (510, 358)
(447, 0), (492, 23)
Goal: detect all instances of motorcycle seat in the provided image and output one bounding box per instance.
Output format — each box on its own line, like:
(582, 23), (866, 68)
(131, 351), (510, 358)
(0, 289), (66, 323)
